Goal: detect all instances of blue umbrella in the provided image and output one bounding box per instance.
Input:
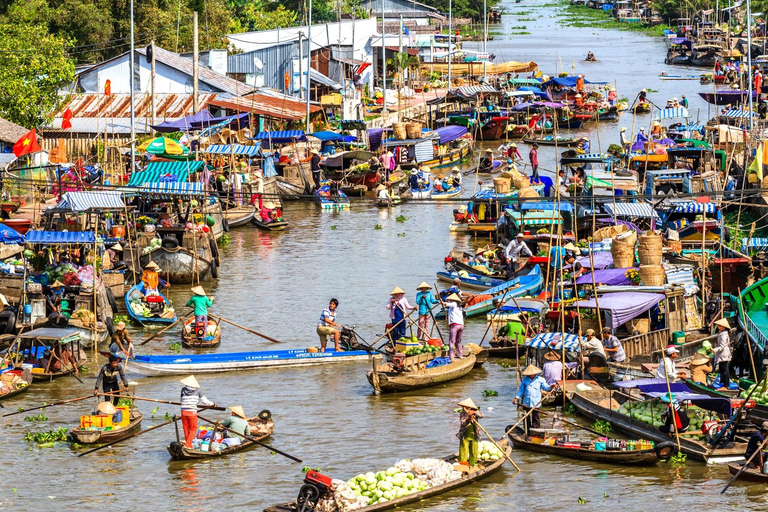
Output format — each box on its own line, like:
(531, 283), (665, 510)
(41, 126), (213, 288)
(0, 223), (25, 244)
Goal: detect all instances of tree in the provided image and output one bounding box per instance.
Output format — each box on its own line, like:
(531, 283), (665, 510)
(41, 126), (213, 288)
(0, 21), (74, 128)
(387, 52), (420, 117)
(232, 0), (298, 32)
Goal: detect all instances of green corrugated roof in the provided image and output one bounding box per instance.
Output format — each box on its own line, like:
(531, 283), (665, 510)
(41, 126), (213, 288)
(127, 161), (205, 186)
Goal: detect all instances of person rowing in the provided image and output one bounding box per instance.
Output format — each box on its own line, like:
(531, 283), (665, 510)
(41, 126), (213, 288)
(94, 355), (128, 406)
(179, 375), (217, 448)
(220, 406), (251, 447)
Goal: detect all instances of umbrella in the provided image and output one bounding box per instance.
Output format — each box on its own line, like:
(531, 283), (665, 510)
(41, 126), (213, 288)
(137, 137), (188, 156)
(0, 223), (25, 245)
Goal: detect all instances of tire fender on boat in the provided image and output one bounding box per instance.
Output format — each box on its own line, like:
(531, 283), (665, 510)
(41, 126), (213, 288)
(105, 316), (114, 336)
(209, 238), (220, 265)
(4, 311), (15, 335)
(655, 441), (677, 461)
(210, 258), (219, 279)
(106, 287), (119, 314)
(222, 218), (230, 232)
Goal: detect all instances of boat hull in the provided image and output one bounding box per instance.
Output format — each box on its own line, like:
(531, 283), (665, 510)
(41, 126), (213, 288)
(140, 247), (212, 284)
(70, 410), (143, 444)
(168, 418), (274, 460)
(367, 354), (476, 393)
(251, 218), (290, 231)
(728, 463), (768, 482)
(125, 284), (178, 324)
(436, 271), (505, 291)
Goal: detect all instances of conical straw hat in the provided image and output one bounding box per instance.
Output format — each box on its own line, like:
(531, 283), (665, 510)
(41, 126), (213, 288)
(417, 282), (431, 290)
(111, 243), (123, 251)
(191, 286), (206, 296)
(228, 406), (246, 419)
(390, 286), (406, 295)
(714, 318), (730, 329)
(445, 293), (461, 302)
(97, 401), (117, 415)
(458, 398), (478, 410)
(180, 375), (200, 388)
(521, 364), (542, 377)
(144, 261), (161, 271)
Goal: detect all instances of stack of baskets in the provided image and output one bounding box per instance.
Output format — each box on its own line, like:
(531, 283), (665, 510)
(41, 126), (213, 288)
(638, 232), (663, 265)
(638, 265), (666, 286)
(611, 230), (637, 268)
(405, 122), (422, 139)
(393, 122), (407, 140)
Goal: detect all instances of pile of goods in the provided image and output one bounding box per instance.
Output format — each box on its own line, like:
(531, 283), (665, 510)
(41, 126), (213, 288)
(141, 237), (163, 255)
(740, 383), (768, 405)
(616, 400), (712, 440)
(128, 295), (175, 318)
(478, 440), (504, 461)
(0, 371), (29, 396)
(320, 459), (464, 511)
(403, 342), (447, 356)
(70, 308), (96, 327)
(183, 321), (219, 338)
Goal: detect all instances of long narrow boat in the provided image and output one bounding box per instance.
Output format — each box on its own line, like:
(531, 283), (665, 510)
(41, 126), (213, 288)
(367, 353), (476, 393)
(125, 284), (177, 325)
(168, 415), (274, 461)
(0, 369), (32, 402)
(436, 271), (506, 291)
(219, 205), (256, 228)
(569, 388), (747, 463)
(264, 439), (510, 512)
(521, 136), (583, 147)
(128, 348), (375, 376)
(728, 462), (768, 483)
(460, 265), (544, 318)
(70, 409), (143, 444)
(431, 187), (461, 200)
(181, 318), (221, 349)
(251, 217), (290, 231)
(507, 428), (663, 465)
(487, 343), (527, 359)
(684, 379), (768, 425)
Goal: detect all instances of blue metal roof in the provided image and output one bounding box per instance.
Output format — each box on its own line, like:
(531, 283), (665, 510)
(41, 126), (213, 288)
(251, 130), (307, 142)
(26, 230), (96, 244)
(127, 161), (204, 186)
(204, 144), (262, 156)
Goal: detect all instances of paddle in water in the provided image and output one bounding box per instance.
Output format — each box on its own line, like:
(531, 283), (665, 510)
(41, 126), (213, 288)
(3, 390), (121, 417)
(197, 414), (302, 463)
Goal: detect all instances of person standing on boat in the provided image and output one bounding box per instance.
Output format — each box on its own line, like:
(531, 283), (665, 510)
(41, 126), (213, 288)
(744, 422), (768, 469)
(415, 282), (439, 341)
(714, 318), (732, 390)
(620, 127), (630, 152)
(638, 89), (647, 103)
(310, 149), (322, 190)
(456, 398), (483, 470)
(505, 143), (522, 161)
(317, 298), (341, 352)
(109, 322), (133, 359)
(450, 167), (462, 189)
(528, 143), (539, 182)
(576, 75), (585, 93)
(440, 278), (463, 303)
(656, 346), (686, 382)
(601, 327), (625, 363)
(607, 88), (616, 106)
(94, 355), (128, 406)
(221, 406), (251, 446)
(442, 293), (464, 360)
(504, 232), (532, 278)
(179, 376), (216, 448)
(408, 170), (420, 191)
(140, 261), (169, 297)
(514, 364), (551, 431)
(186, 286), (213, 331)
(387, 287), (416, 342)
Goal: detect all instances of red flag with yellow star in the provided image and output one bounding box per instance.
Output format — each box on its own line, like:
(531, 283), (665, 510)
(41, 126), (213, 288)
(13, 129), (41, 157)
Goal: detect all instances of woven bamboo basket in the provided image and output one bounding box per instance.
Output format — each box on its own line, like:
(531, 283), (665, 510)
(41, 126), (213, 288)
(518, 187), (540, 199)
(638, 232), (663, 266)
(405, 122), (422, 139)
(593, 224), (627, 243)
(665, 240), (683, 253)
(579, 317), (601, 334)
(611, 238), (635, 268)
(393, 123), (407, 140)
(625, 317), (650, 334)
(639, 265), (665, 286)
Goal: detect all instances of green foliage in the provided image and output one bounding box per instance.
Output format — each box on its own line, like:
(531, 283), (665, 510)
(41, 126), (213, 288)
(169, 342), (181, 353)
(24, 427), (70, 444)
(591, 419), (612, 434)
(395, 215), (408, 223)
(481, 389), (498, 397)
(24, 414), (48, 422)
(152, 406), (160, 418)
(374, 224), (382, 230)
(669, 452), (687, 465)
(218, 233), (231, 246)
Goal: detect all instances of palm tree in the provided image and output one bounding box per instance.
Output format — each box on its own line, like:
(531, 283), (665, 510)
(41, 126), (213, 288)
(387, 52), (421, 117)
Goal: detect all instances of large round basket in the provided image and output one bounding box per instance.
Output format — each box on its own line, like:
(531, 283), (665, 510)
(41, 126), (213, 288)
(638, 232), (663, 266)
(611, 238), (635, 268)
(405, 122), (422, 139)
(593, 224), (628, 243)
(393, 122), (407, 140)
(518, 186), (540, 199)
(625, 318), (650, 334)
(639, 264), (666, 286)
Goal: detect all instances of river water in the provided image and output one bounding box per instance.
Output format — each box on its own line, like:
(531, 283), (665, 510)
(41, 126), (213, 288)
(2, 3), (767, 511)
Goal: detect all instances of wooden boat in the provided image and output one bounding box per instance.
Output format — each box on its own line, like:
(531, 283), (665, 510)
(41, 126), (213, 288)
(431, 187), (461, 200)
(419, 138), (474, 169)
(129, 348), (375, 376)
(460, 265), (544, 318)
(0, 369), (32, 401)
(251, 217), (290, 231)
(522, 136), (582, 147)
(683, 379), (768, 425)
(633, 102), (651, 113)
(569, 388), (747, 463)
(315, 185), (350, 211)
(507, 428), (662, 465)
(658, 74), (700, 80)
(220, 205), (255, 228)
(473, 348), (489, 366)
(125, 284), (177, 324)
(264, 439), (510, 512)
(557, 117), (583, 129)
(168, 416), (275, 461)
(11, 327), (87, 380)
(140, 247), (213, 283)
(374, 196), (405, 207)
(487, 343), (527, 359)
(436, 271), (505, 291)
(181, 317), (221, 348)
(367, 352), (476, 393)
(727, 462), (768, 483)
(699, 90), (756, 105)
(70, 409), (143, 444)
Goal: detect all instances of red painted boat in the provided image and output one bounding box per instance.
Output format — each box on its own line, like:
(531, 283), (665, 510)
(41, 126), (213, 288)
(1, 218), (33, 234)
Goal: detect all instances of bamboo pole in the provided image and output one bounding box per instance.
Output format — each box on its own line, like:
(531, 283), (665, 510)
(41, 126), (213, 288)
(472, 418), (520, 472)
(660, 355), (682, 456)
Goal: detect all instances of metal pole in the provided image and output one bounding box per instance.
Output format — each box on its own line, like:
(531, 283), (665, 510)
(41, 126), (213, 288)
(747, 0), (754, 130)
(306, 1), (312, 131)
(381, 0), (387, 114)
(150, 40), (156, 127)
(448, 0), (452, 89)
(298, 32), (304, 100)
(129, 0), (135, 174)
(483, 0), (487, 81)
(193, 11), (199, 113)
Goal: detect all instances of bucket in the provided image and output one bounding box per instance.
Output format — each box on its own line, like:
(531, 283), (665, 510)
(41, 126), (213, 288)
(638, 232), (663, 266)
(638, 265), (665, 286)
(672, 331), (686, 345)
(111, 225), (126, 238)
(493, 177), (510, 195)
(393, 122), (407, 140)
(23, 304), (32, 315)
(405, 122), (422, 139)
(394, 340), (420, 353)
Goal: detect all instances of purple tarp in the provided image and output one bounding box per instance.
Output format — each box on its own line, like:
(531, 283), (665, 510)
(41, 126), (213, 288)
(433, 125), (468, 144)
(368, 128), (384, 151)
(575, 268), (632, 286)
(151, 110), (250, 133)
(576, 251), (613, 270)
(575, 292), (665, 329)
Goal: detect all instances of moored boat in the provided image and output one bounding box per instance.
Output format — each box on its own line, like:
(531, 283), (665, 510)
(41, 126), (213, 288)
(125, 284), (177, 324)
(436, 271), (506, 291)
(181, 317), (221, 348)
(70, 409), (144, 444)
(367, 352), (476, 393)
(168, 414), (275, 460)
(460, 265), (544, 318)
(139, 246), (214, 283)
(0, 368), (32, 401)
(727, 462), (768, 483)
(521, 136), (583, 147)
(251, 218), (290, 231)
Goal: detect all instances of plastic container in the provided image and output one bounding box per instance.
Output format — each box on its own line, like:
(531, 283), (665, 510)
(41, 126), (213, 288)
(672, 331), (686, 345)
(200, 441), (210, 452)
(594, 442), (607, 451)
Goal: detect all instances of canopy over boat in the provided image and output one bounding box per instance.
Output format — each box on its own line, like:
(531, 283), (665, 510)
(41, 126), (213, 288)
(575, 292), (665, 329)
(251, 130), (307, 144)
(308, 131), (356, 142)
(151, 110), (250, 133)
(613, 379), (732, 415)
(604, 202), (660, 220)
(25, 230), (95, 244)
(505, 209), (563, 226)
(433, 125), (468, 144)
(526, 332), (581, 351)
(323, 150), (376, 167)
(126, 161), (205, 186)
(204, 144), (262, 156)
(576, 268), (633, 286)
(0, 224), (24, 244)
(45, 191), (126, 214)
(541, 76), (608, 87)
(654, 107), (690, 120)
(576, 251), (614, 270)
(517, 201), (574, 213)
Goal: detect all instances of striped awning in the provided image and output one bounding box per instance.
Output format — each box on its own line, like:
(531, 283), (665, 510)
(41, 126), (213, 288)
(251, 130), (306, 142)
(526, 332), (581, 352)
(720, 109), (757, 119)
(140, 182), (205, 196)
(414, 140), (433, 163)
(654, 107), (689, 120)
(453, 85), (498, 99)
(742, 238), (768, 252)
(47, 191), (126, 213)
(204, 144), (262, 156)
(127, 161), (205, 186)
(604, 202), (659, 219)
(670, 202), (717, 214)
(26, 230), (96, 244)
(506, 210), (563, 226)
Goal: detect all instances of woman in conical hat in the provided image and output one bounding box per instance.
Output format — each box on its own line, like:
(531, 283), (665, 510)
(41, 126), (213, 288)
(415, 282), (439, 341)
(713, 318), (733, 391)
(221, 406), (251, 445)
(387, 286), (416, 342)
(513, 364), (551, 432)
(179, 375), (216, 448)
(456, 397), (484, 469)
(187, 287), (214, 333)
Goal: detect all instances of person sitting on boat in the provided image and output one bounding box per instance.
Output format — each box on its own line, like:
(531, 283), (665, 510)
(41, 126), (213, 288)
(656, 345), (686, 382)
(586, 51), (595, 61)
(690, 352), (713, 385)
(387, 287), (416, 342)
(46, 280), (66, 314)
(681, 95), (689, 108)
(514, 364), (551, 431)
(636, 127), (648, 145)
(140, 261), (169, 297)
(317, 298), (341, 352)
(456, 398), (484, 471)
(415, 282), (439, 341)
(744, 421), (768, 469)
(433, 175), (444, 193)
(376, 184), (389, 201)
(221, 406), (251, 447)
(439, 278), (463, 303)
(110, 322), (134, 359)
(441, 293), (464, 360)
(259, 201), (281, 224)
(658, 392), (690, 436)
(450, 167), (462, 188)
(497, 313), (527, 347)
(179, 375), (217, 449)
(504, 233), (532, 278)
(505, 143), (522, 161)
(479, 149), (494, 173)
(580, 328), (605, 365)
(482, 95), (494, 111)
(94, 355), (128, 405)
(601, 327), (625, 363)
(579, 138), (590, 154)
(186, 286), (214, 333)
(574, 93), (584, 108)
(408, 170), (421, 191)
(713, 318), (732, 391)
(542, 351), (564, 387)
(651, 121), (662, 138)
(563, 254), (584, 279)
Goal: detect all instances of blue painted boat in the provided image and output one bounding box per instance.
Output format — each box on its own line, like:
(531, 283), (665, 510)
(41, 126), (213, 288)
(462, 265), (544, 318)
(315, 184), (350, 211)
(125, 284), (177, 324)
(127, 348), (374, 376)
(436, 270), (506, 291)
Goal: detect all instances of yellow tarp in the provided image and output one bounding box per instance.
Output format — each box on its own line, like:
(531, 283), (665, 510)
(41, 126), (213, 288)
(422, 60), (538, 76)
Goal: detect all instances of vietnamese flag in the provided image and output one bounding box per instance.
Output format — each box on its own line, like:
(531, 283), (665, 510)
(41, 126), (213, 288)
(62, 108), (73, 130)
(13, 129), (41, 157)
(104, 79), (111, 96)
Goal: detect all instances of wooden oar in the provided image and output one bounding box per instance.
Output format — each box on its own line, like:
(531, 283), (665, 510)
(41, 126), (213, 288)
(197, 415), (302, 463)
(211, 315), (282, 344)
(472, 418), (521, 472)
(500, 399), (544, 440)
(368, 306), (423, 350)
(107, 395), (226, 411)
(721, 436), (768, 493)
(78, 415), (181, 456)
(539, 410), (606, 437)
(139, 312), (193, 346)
(2, 390), (121, 417)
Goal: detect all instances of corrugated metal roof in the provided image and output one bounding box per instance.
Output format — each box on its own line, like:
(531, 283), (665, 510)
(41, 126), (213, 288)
(26, 230), (96, 244)
(0, 117), (27, 145)
(127, 161), (204, 186)
(207, 93), (321, 121)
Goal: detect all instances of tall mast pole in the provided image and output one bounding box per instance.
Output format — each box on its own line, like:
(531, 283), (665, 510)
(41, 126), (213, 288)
(306, 0), (313, 131)
(129, 0), (135, 173)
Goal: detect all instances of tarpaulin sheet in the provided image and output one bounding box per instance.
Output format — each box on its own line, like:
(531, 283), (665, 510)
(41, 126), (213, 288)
(541, 76), (608, 87)
(433, 125), (467, 144)
(575, 292), (665, 329)
(576, 251), (614, 270)
(526, 332), (581, 352)
(0, 224), (24, 244)
(48, 191), (125, 212)
(26, 231), (95, 244)
(576, 268), (632, 286)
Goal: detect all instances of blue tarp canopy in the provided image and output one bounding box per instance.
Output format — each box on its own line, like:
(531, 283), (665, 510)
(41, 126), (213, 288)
(151, 110), (250, 134)
(605, 202), (660, 219)
(654, 107), (690, 120)
(613, 379), (732, 415)
(251, 130), (307, 143)
(309, 131), (349, 142)
(204, 144), (262, 156)
(669, 202), (717, 214)
(0, 224), (24, 244)
(26, 230), (95, 244)
(127, 161), (205, 186)
(139, 182), (205, 197)
(516, 87), (547, 98)
(47, 191), (125, 213)
(526, 332), (581, 352)
(576, 292), (665, 329)
(519, 201), (574, 213)
(433, 125), (467, 144)
(541, 76), (608, 87)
